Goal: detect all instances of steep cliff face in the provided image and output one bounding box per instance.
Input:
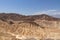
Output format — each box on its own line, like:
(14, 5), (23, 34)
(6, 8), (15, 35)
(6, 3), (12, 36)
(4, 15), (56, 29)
(0, 13), (60, 40)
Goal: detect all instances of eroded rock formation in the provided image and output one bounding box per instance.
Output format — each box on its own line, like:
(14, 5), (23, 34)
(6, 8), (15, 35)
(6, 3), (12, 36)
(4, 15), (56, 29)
(0, 13), (60, 40)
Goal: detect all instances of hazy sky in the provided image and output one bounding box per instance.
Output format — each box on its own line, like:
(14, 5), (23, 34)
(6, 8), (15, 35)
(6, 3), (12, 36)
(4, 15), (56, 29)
(0, 0), (60, 15)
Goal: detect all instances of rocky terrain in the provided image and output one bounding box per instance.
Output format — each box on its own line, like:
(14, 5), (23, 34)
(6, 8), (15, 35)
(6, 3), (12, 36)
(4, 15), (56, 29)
(0, 13), (60, 40)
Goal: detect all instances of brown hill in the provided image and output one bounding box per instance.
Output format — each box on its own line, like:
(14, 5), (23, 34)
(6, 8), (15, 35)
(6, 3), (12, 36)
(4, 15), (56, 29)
(28, 14), (60, 21)
(0, 13), (60, 40)
(0, 13), (60, 21)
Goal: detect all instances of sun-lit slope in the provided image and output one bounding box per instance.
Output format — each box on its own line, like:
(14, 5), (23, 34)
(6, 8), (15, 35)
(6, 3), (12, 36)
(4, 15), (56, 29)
(0, 20), (46, 40)
(0, 13), (60, 40)
(0, 20), (60, 40)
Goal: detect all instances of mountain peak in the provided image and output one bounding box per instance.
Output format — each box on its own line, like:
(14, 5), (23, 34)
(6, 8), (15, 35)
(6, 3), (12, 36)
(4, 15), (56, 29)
(40, 14), (50, 19)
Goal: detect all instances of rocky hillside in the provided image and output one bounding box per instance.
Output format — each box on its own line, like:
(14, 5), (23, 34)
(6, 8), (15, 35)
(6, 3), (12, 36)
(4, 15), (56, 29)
(0, 13), (60, 21)
(0, 13), (60, 40)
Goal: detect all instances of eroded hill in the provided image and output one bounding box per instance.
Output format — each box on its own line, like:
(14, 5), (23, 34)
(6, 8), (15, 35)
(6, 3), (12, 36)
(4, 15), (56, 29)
(0, 13), (60, 40)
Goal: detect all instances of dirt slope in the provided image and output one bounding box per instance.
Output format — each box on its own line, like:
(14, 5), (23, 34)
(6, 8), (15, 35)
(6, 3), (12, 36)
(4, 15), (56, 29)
(0, 13), (60, 40)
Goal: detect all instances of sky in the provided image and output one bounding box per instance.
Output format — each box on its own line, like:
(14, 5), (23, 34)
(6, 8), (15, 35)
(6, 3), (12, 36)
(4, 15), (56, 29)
(0, 0), (60, 15)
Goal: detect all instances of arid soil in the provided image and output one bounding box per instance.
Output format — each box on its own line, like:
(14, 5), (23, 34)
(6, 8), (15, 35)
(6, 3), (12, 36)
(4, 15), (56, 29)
(0, 13), (60, 40)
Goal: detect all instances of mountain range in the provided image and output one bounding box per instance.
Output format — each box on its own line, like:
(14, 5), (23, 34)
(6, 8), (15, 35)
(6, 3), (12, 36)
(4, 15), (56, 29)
(0, 13), (60, 40)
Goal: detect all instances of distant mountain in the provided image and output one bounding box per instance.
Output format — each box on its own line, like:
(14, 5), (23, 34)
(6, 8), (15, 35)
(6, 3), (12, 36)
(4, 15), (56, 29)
(52, 14), (60, 18)
(29, 14), (60, 21)
(0, 13), (26, 21)
(0, 13), (60, 22)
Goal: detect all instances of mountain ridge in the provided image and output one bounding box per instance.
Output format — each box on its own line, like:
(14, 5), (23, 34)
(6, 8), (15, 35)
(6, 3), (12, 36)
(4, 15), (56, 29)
(0, 13), (60, 22)
(0, 13), (60, 40)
